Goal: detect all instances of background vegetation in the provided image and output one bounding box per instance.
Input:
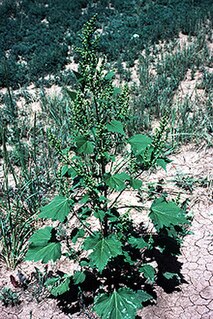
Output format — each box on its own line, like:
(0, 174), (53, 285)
(0, 0), (212, 88)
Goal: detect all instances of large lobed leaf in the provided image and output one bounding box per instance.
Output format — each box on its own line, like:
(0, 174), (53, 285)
(39, 196), (72, 222)
(140, 264), (156, 283)
(128, 134), (152, 155)
(105, 172), (130, 191)
(25, 227), (61, 263)
(106, 120), (125, 135)
(75, 136), (95, 154)
(28, 226), (53, 246)
(45, 275), (71, 296)
(149, 197), (189, 231)
(26, 242), (61, 263)
(94, 288), (152, 319)
(83, 233), (123, 272)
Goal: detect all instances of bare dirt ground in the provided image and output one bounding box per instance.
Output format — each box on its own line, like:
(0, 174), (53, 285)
(0, 143), (212, 319)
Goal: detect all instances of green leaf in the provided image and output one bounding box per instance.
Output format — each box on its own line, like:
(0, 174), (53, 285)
(61, 147), (70, 156)
(71, 228), (85, 244)
(78, 207), (92, 220)
(61, 165), (69, 177)
(69, 166), (78, 179)
(156, 158), (172, 171)
(75, 136), (95, 154)
(26, 242), (61, 263)
(106, 120), (125, 135)
(103, 152), (116, 162)
(130, 178), (142, 190)
(79, 194), (90, 204)
(73, 271), (86, 285)
(137, 290), (153, 303)
(105, 172), (130, 191)
(39, 196), (72, 222)
(94, 210), (106, 222)
(123, 251), (134, 265)
(61, 165), (77, 178)
(44, 277), (58, 286)
(61, 165), (78, 179)
(113, 87), (121, 95)
(149, 198), (189, 231)
(83, 233), (122, 272)
(94, 288), (151, 319)
(65, 88), (77, 101)
(29, 226), (53, 247)
(140, 264), (155, 283)
(163, 272), (180, 281)
(128, 236), (148, 249)
(72, 70), (84, 83)
(99, 195), (108, 202)
(128, 134), (152, 155)
(80, 259), (89, 267)
(104, 70), (115, 80)
(45, 275), (71, 296)
(26, 225), (61, 263)
(106, 209), (119, 222)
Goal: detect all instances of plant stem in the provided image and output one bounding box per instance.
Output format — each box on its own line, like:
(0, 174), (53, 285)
(73, 211), (95, 236)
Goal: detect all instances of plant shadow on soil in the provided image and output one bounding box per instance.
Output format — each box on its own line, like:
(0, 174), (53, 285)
(50, 223), (188, 316)
(48, 270), (102, 315)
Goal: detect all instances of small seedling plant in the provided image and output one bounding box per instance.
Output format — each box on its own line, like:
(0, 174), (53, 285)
(0, 287), (20, 307)
(26, 17), (190, 319)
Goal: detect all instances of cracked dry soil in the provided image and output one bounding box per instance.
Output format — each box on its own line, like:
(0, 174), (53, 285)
(0, 144), (212, 319)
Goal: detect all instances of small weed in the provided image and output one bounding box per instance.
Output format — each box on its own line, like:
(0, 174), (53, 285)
(175, 173), (209, 193)
(27, 266), (51, 303)
(0, 287), (21, 307)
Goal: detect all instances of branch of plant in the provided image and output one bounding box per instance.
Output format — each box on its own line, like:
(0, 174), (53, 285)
(73, 211), (95, 236)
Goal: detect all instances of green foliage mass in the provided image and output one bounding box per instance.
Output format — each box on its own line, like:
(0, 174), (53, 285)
(0, 0), (212, 88)
(25, 17), (191, 319)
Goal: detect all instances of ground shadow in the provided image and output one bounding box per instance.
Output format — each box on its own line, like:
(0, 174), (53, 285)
(50, 223), (189, 315)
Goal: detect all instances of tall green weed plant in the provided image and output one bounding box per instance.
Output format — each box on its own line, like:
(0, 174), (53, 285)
(25, 17), (191, 318)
